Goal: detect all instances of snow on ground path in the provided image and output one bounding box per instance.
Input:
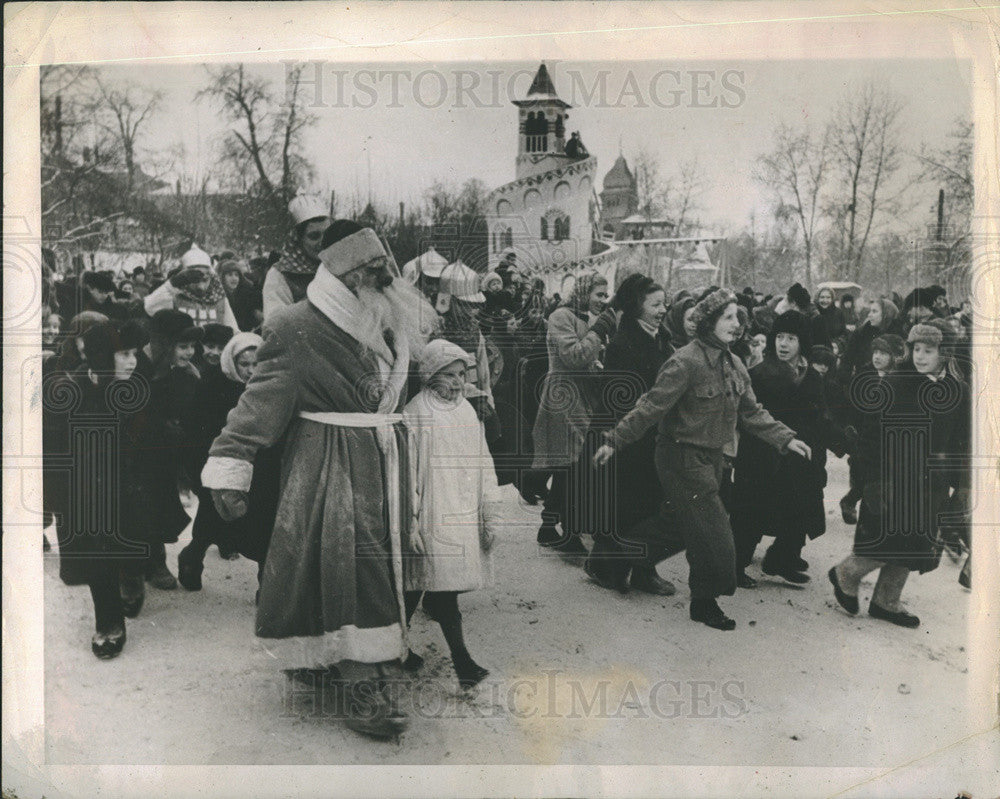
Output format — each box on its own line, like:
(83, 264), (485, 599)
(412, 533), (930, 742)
(43, 457), (977, 770)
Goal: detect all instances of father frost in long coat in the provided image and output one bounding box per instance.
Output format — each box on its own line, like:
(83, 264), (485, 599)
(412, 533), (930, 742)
(200, 222), (435, 736)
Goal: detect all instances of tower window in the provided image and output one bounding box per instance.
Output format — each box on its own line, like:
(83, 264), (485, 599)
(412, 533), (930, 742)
(540, 217), (548, 240)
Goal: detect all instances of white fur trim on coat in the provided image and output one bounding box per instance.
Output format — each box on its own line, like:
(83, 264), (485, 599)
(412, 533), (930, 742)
(201, 456), (254, 492)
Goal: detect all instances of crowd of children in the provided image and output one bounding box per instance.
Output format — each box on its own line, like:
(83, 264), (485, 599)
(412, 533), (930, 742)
(41, 196), (973, 738)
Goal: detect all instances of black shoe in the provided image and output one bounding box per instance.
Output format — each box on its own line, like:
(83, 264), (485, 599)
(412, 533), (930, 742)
(91, 625), (126, 659)
(761, 559), (810, 584)
(869, 602), (920, 628)
(119, 574), (145, 618)
(736, 570), (758, 589)
(791, 556), (809, 571)
(840, 496), (858, 525)
(344, 680), (409, 739)
(959, 557), (971, 590)
(146, 563), (178, 590)
(828, 567), (859, 615)
(177, 548), (204, 591)
(689, 599), (736, 631)
(630, 565), (676, 596)
(402, 649), (424, 673)
(455, 658), (490, 690)
(584, 558), (629, 594)
(537, 524), (561, 547)
(218, 547), (240, 561)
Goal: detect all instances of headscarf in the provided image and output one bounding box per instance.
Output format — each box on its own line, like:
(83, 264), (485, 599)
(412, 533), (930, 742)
(220, 331), (264, 383)
(665, 296), (696, 347)
(417, 338), (475, 386)
(867, 297), (899, 332)
(59, 311), (110, 365)
(565, 271), (607, 315)
(175, 269), (226, 307)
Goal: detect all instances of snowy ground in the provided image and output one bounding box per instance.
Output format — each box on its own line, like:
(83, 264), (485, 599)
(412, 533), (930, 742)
(42, 457), (984, 776)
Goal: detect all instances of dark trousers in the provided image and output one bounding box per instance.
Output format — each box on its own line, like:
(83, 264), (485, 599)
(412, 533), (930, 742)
(89, 561), (125, 633)
(657, 441), (737, 600)
(540, 430), (608, 538)
(735, 524), (807, 571)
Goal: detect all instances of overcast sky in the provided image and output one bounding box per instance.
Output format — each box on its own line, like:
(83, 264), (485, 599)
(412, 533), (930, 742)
(95, 58), (971, 232)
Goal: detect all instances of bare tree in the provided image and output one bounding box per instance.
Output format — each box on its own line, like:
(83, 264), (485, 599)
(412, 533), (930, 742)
(197, 64), (317, 241)
(754, 123), (830, 290)
(825, 82), (905, 281)
(91, 77), (163, 200)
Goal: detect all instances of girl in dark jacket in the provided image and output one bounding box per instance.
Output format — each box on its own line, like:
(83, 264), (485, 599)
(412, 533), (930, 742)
(47, 320), (184, 657)
(178, 333), (277, 591)
(829, 323), (970, 628)
(586, 276), (677, 595)
(837, 333), (905, 523)
(813, 287), (847, 345)
(136, 310), (203, 594)
(732, 311), (848, 586)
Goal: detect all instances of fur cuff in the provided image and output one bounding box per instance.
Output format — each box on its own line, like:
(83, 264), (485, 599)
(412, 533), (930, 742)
(201, 456), (253, 491)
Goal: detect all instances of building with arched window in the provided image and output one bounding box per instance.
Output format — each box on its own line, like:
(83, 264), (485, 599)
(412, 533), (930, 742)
(485, 63), (597, 275)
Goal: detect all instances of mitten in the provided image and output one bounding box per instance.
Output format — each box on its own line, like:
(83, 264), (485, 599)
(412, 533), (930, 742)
(212, 488), (248, 521)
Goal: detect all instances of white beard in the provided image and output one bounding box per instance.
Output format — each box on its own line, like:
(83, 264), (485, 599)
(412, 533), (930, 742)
(357, 280), (437, 361)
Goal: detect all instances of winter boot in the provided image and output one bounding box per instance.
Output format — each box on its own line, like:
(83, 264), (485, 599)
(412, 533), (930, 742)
(177, 546), (204, 591)
(689, 598), (736, 631)
(91, 624), (126, 659)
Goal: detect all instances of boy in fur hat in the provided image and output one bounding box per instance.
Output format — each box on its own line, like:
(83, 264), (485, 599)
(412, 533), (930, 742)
(830, 322), (970, 627)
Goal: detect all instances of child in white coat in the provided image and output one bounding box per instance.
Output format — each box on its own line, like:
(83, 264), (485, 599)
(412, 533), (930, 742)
(403, 338), (502, 689)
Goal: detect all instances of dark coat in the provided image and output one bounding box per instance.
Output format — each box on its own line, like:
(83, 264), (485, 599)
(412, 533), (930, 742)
(47, 368), (191, 586)
(603, 317), (675, 533)
(733, 356), (847, 544)
(226, 278), (263, 332)
(853, 365), (970, 572)
(813, 305), (846, 345)
(184, 366), (281, 562)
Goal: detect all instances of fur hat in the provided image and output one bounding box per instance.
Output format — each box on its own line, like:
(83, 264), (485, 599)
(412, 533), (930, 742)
(217, 259), (243, 279)
(906, 323), (943, 349)
(871, 333), (905, 360)
(786, 282), (811, 309)
(808, 345), (838, 369)
(480, 271), (504, 293)
(150, 309), (203, 344)
(82, 320), (148, 374)
(317, 222), (387, 277)
(923, 317), (957, 353)
(691, 288), (738, 339)
(902, 287), (934, 314)
(770, 309), (811, 353)
(202, 323), (234, 349)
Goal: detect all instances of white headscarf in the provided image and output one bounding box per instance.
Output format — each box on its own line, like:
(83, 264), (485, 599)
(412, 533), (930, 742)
(221, 331), (264, 383)
(418, 338), (476, 386)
